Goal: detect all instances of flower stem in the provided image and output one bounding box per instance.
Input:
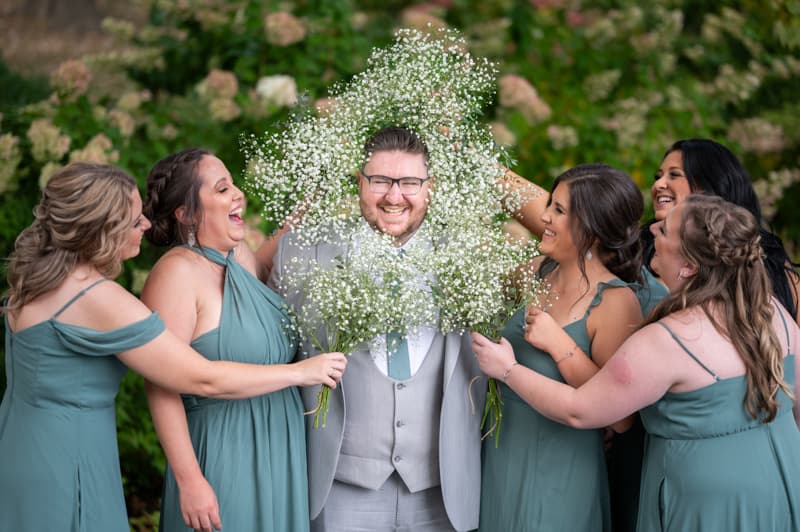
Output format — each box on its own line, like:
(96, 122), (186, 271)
(480, 377), (503, 447)
(313, 384), (331, 428)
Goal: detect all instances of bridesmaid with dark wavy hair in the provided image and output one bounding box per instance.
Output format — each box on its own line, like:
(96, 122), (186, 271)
(644, 138), (800, 322)
(478, 164), (645, 531)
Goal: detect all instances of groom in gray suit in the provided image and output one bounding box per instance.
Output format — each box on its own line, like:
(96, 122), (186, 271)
(270, 126), (484, 531)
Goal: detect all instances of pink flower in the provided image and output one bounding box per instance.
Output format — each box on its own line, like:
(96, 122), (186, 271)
(198, 69), (238, 99)
(530, 0), (564, 9)
(50, 60), (92, 101)
(566, 10), (587, 28)
(400, 7), (448, 32)
(490, 122), (516, 146)
(498, 74), (551, 124)
(209, 98), (241, 122)
(315, 97), (338, 117)
(264, 12), (307, 46)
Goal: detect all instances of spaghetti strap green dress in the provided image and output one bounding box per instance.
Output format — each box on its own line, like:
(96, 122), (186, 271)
(479, 277), (630, 532)
(637, 318), (800, 531)
(0, 279), (165, 532)
(158, 246), (308, 532)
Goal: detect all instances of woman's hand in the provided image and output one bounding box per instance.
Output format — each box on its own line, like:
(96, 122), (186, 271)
(179, 475), (222, 532)
(524, 305), (562, 352)
(295, 352), (348, 388)
(471, 332), (517, 380)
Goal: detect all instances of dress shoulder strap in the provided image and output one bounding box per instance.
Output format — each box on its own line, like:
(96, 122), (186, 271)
(775, 302), (791, 355)
(582, 278), (632, 320)
(657, 321), (720, 381)
(181, 244), (228, 267)
(52, 278), (109, 319)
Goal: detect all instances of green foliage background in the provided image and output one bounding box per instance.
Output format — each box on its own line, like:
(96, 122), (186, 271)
(1, 0), (799, 528)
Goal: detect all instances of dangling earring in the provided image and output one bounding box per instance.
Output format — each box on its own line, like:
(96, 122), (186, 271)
(585, 249), (593, 261)
(187, 226), (196, 247)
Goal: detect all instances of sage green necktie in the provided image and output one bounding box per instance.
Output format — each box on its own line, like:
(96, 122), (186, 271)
(387, 330), (411, 380)
(387, 248), (411, 380)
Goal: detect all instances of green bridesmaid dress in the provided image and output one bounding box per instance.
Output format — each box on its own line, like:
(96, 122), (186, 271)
(158, 246), (308, 532)
(607, 266), (668, 532)
(478, 279), (631, 532)
(0, 279), (165, 531)
(637, 318), (800, 531)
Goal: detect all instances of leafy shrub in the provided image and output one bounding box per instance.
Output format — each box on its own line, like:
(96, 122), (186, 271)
(1, 0), (798, 526)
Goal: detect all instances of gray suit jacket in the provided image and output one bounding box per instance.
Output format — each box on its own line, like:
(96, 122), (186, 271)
(269, 229), (485, 531)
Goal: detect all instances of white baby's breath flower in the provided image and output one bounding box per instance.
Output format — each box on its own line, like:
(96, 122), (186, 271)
(246, 28), (546, 438)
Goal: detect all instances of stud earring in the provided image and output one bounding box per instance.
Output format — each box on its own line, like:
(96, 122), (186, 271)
(585, 250), (593, 261)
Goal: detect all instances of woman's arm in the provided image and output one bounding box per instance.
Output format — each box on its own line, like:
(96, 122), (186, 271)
(472, 324), (678, 429)
(145, 383), (221, 531)
(56, 277), (346, 396)
(523, 287), (643, 431)
(499, 167), (549, 238)
(140, 256), (221, 531)
(253, 225), (290, 282)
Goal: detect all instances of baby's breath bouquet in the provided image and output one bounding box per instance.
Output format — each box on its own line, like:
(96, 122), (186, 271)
(245, 27), (544, 443)
(283, 224), (436, 428)
(430, 221), (543, 446)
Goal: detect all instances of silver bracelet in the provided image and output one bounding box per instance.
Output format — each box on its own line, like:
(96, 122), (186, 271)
(502, 362), (519, 382)
(554, 344), (578, 365)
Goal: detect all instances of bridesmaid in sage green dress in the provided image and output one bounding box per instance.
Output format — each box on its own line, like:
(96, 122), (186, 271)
(0, 163), (346, 532)
(473, 195), (800, 532)
(142, 149), (345, 531)
(479, 164), (645, 531)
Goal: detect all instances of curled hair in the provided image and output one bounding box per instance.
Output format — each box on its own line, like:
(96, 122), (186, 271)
(363, 126), (429, 166)
(4, 163), (137, 313)
(646, 195), (792, 422)
(543, 164), (644, 297)
(642, 138), (799, 319)
(144, 148), (210, 247)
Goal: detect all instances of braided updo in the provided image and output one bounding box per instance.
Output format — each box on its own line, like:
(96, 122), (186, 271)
(648, 195), (791, 422)
(144, 148), (210, 247)
(3, 163), (137, 313)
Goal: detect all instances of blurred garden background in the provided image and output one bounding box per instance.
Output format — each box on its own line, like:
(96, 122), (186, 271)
(1, 0), (799, 528)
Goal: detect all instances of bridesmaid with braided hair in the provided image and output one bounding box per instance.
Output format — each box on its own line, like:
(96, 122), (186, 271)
(473, 194), (800, 532)
(0, 163), (345, 531)
(142, 148), (338, 532)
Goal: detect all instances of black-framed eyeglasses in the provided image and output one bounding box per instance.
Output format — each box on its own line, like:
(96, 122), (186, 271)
(359, 171), (431, 195)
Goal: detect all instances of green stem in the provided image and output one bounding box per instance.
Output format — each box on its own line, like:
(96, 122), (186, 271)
(480, 377), (504, 447)
(312, 385), (330, 428)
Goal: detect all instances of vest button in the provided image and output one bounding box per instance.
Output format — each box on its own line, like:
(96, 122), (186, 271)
(396, 383), (405, 390)
(396, 420), (405, 428)
(394, 455), (402, 463)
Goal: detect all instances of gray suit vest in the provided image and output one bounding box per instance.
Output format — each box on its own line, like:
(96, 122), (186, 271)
(335, 334), (445, 492)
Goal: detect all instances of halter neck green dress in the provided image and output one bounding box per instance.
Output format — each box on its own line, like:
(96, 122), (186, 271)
(158, 246), (307, 532)
(479, 277), (629, 532)
(0, 279), (165, 531)
(637, 318), (800, 531)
